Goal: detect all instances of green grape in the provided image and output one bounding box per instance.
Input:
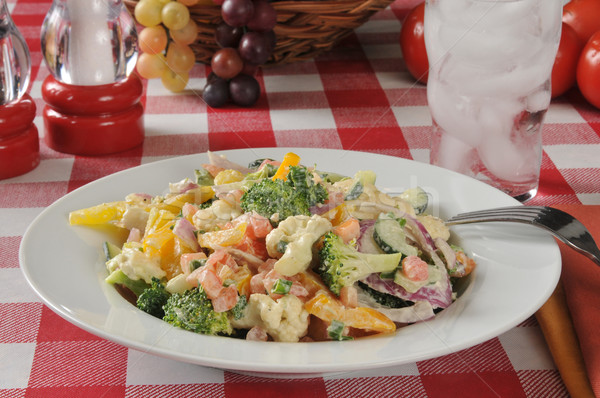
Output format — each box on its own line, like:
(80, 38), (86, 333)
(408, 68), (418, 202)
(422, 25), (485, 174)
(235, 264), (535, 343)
(171, 19), (199, 45)
(166, 43), (196, 73)
(136, 53), (168, 79)
(134, 0), (164, 27)
(161, 1), (190, 31)
(139, 25), (168, 54)
(162, 69), (189, 92)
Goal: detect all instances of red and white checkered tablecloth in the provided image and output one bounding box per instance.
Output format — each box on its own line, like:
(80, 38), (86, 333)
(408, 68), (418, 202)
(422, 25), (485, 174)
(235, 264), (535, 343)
(2, 0), (599, 396)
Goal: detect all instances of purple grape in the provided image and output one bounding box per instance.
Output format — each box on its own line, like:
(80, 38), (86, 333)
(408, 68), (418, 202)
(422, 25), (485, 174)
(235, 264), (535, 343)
(238, 31), (272, 65)
(263, 30), (276, 52)
(207, 72), (221, 84)
(211, 48), (244, 79)
(203, 76), (230, 108)
(215, 22), (244, 48)
(247, 0), (277, 32)
(229, 74), (260, 107)
(221, 0), (254, 28)
(241, 63), (259, 76)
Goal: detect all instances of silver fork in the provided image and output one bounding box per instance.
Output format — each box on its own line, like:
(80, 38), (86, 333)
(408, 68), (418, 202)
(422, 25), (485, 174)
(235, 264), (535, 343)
(445, 206), (600, 266)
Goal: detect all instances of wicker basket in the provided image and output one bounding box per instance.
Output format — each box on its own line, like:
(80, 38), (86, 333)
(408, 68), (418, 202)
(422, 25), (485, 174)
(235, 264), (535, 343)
(124, 0), (394, 66)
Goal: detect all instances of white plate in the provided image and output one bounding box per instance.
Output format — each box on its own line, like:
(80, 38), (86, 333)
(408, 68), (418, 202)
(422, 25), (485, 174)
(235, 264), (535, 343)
(20, 148), (561, 377)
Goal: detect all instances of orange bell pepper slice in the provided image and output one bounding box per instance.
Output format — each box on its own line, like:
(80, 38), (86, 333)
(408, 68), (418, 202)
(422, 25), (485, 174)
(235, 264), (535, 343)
(305, 292), (396, 333)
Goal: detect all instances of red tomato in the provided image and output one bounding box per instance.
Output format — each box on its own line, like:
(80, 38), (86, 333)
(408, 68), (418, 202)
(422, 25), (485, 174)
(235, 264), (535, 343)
(576, 31), (600, 109)
(563, 0), (600, 43)
(551, 23), (584, 98)
(399, 2), (429, 84)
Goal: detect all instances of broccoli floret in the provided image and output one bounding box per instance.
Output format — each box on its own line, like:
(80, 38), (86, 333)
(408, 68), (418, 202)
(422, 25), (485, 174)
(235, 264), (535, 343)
(105, 269), (150, 297)
(199, 199), (214, 209)
(137, 277), (171, 318)
(162, 287), (233, 336)
(286, 166), (328, 207)
(241, 178), (306, 221)
(229, 294), (248, 320)
(316, 232), (402, 296)
(240, 166), (328, 222)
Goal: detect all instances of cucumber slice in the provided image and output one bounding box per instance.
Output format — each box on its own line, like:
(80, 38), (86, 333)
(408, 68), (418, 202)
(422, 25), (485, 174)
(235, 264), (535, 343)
(373, 214), (419, 257)
(316, 171), (347, 183)
(345, 170), (376, 200)
(354, 170), (376, 185)
(357, 224), (385, 254)
(103, 241), (122, 261)
(194, 168), (214, 186)
(399, 187), (429, 214)
(344, 180), (363, 200)
(247, 158), (273, 169)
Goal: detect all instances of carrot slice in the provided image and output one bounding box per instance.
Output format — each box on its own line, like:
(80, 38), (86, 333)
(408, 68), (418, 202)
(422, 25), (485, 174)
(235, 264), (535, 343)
(332, 217), (360, 244)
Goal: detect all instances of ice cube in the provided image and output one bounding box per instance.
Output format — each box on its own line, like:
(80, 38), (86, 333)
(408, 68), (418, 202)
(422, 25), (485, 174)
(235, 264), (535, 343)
(526, 85), (551, 113)
(478, 0), (537, 29)
(477, 125), (541, 183)
(427, 78), (484, 147)
(431, 126), (478, 176)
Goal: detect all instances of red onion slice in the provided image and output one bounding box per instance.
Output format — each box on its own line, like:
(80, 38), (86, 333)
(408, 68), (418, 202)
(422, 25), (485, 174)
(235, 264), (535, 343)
(208, 151), (252, 174)
(434, 237), (457, 271)
(173, 218), (201, 252)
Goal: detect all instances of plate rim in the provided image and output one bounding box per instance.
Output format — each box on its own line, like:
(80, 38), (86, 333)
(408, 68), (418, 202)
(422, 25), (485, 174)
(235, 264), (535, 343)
(19, 147), (561, 375)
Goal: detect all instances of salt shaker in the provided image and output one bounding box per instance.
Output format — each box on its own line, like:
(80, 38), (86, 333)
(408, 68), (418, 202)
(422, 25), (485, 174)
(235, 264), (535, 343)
(40, 0), (144, 155)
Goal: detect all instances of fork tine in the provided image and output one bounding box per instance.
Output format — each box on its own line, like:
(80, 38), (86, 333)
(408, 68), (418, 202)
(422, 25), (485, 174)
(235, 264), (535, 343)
(451, 206), (547, 219)
(446, 214), (536, 224)
(446, 206), (600, 266)
(448, 208), (540, 223)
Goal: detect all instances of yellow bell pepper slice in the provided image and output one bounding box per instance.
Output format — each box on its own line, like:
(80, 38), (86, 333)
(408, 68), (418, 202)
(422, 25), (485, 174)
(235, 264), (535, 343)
(69, 201), (126, 225)
(198, 223), (247, 250)
(272, 152), (301, 181)
(214, 169), (245, 185)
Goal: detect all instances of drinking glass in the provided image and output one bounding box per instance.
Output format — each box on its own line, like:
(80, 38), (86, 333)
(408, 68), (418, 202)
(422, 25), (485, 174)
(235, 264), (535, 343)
(425, 0), (562, 202)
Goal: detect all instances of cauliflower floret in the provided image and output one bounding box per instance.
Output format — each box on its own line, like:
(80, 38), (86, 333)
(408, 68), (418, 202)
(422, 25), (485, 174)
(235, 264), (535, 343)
(231, 294), (309, 342)
(265, 214), (332, 276)
(192, 199), (242, 231)
(376, 189), (416, 216)
(417, 214), (450, 241)
(106, 242), (166, 283)
(120, 206), (149, 233)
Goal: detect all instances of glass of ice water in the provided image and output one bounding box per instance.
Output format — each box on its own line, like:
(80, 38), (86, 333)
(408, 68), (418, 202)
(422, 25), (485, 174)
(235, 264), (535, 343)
(424, 0), (562, 202)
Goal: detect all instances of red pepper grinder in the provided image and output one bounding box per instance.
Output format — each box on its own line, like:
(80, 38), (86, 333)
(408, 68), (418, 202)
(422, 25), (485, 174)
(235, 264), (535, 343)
(0, 0), (40, 180)
(40, 0), (144, 156)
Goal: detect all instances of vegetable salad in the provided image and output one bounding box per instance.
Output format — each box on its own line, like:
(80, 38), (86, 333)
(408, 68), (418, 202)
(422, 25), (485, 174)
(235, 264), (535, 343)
(69, 152), (476, 342)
